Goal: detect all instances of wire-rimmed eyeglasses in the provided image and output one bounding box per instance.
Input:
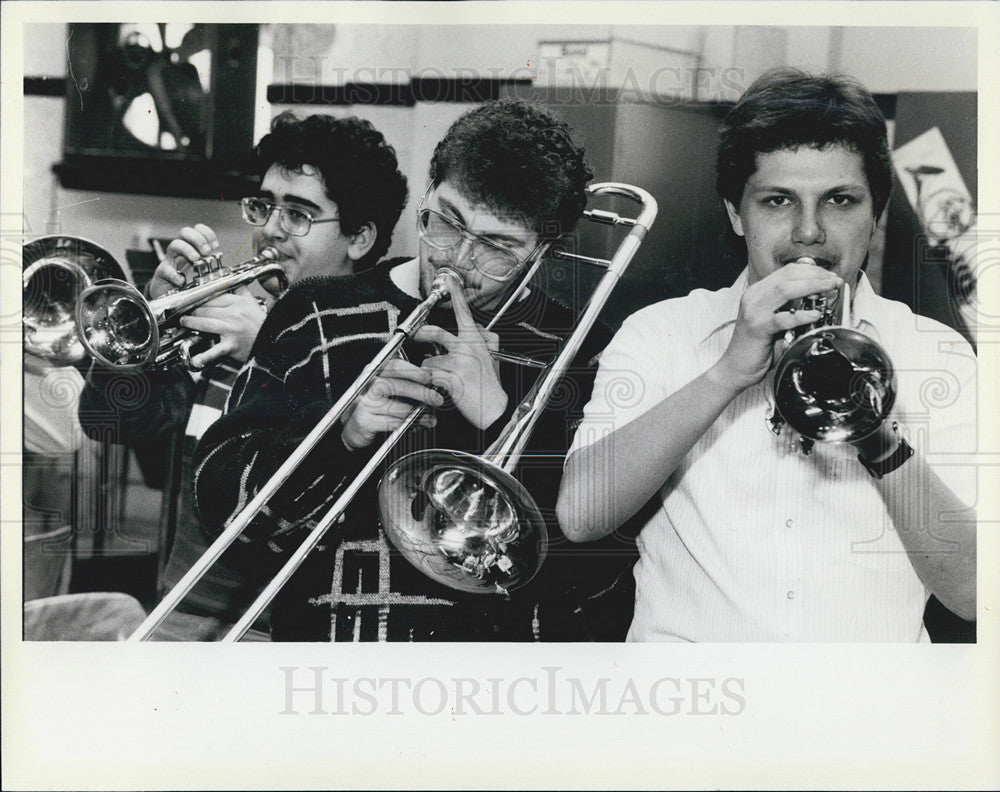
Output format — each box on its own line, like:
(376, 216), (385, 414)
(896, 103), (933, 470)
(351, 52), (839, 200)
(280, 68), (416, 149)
(240, 197), (341, 237)
(416, 204), (541, 283)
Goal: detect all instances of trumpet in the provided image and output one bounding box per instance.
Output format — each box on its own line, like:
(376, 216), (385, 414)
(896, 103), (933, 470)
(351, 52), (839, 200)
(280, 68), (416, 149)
(75, 247), (286, 370)
(768, 276), (896, 454)
(129, 182), (657, 641)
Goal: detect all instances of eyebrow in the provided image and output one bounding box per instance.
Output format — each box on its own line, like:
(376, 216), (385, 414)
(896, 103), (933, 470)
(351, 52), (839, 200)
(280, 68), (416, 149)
(749, 183), (868, 195)
(256, 190), (323, 213)
(823, 184), (868, 195)
(437, 196), (525, 248)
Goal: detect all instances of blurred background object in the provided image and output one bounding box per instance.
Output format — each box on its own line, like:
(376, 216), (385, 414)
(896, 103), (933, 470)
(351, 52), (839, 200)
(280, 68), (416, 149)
(54, 23), (259, 199)
(891, 121), (979, 348)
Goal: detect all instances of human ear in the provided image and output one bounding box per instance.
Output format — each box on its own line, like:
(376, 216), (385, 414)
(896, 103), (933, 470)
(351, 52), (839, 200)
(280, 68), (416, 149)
(724, 199), (744, 237)
(347, 222), (377, 261)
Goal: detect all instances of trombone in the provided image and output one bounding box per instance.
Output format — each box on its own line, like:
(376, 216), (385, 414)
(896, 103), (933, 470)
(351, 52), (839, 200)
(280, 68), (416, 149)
(129, 182), (658, 641)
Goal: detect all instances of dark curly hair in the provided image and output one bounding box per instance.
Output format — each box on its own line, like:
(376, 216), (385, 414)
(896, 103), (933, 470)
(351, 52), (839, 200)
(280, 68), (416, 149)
(253, 112), (408, 268)
(429, 100), (592, 240)
(716, 69), (892, 219)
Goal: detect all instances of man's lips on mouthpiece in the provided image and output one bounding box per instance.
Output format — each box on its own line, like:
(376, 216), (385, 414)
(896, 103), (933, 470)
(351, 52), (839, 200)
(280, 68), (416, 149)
(785, 255), (835, 269)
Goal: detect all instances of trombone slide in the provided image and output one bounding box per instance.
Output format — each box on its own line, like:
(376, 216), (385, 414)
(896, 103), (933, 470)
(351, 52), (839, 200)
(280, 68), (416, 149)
(128, 269), (457, 641)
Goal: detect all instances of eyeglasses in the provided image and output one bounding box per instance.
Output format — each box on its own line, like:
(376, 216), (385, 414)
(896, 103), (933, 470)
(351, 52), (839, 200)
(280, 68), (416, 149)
(240, 197), (341, 237)
(416, 206), (538, 283)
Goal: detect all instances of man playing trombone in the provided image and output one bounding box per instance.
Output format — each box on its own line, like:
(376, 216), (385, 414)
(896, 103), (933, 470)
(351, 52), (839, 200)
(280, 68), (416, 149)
(193, 100), (629, 641)
(78, 112), (408, 639)
(557, 69), (977, 642)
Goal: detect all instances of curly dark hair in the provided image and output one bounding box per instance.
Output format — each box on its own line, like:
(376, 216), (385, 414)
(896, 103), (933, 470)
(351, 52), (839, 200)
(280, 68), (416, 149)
(429, 100), (592, 239)
(716, 69), (892, 219)
(253, 112), (408, 268)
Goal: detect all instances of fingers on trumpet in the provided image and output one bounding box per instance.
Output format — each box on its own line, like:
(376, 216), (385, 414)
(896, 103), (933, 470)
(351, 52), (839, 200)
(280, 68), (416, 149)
(168, 224), (221, 266)
(770, 259), (843, 331)
(155, 225), (222, 298)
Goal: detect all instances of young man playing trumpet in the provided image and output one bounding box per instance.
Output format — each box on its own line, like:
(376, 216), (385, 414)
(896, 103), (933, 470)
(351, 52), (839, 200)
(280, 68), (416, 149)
(78, 112), (407, 640)
(193, 100), (627, 641)
(558, 69), (977, 642)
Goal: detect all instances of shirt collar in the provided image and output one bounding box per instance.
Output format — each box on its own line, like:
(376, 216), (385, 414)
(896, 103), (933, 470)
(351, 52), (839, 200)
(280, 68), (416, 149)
(700, 268), (749, 345)
(700, 268), (882, 346)
(848, 271), (881, 340)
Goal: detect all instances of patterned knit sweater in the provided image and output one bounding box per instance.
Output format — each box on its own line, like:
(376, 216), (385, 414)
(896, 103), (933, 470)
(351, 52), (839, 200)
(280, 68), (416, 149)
(78, 358), (269, 627)
(193, 258), (636, 641)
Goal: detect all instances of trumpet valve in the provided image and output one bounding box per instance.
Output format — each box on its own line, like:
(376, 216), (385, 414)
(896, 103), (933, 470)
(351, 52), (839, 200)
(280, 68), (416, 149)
(801, 293), (825, 315)
(766, 406), (786, 436)
(190, 252), (224, 285)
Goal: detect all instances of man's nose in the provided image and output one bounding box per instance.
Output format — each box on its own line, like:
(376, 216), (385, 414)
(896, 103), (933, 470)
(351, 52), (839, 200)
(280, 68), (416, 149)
(448, 236), (476, 269)
(261, 207), (286, 240)
(792, 205), (825, 246)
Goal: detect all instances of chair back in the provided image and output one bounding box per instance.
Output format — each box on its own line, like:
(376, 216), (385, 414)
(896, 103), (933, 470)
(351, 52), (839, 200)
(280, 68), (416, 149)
(24, 592), (147, 640)
(23, 524), (73, 601)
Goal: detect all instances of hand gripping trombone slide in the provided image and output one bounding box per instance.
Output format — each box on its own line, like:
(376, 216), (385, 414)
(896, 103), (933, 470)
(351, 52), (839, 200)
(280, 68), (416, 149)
(128, 182), (657, 641)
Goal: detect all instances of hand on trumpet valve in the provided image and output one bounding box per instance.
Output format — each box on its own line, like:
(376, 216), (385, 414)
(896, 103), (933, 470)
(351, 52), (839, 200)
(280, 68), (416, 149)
(152, 223), (222, 299)
(340, 357), (443, 451)
(709, 260), (843, 392)
(177, 285), (268, 367)
(413, 275), (509, 430)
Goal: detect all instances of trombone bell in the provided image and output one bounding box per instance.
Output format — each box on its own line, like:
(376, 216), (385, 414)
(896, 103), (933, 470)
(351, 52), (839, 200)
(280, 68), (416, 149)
(378, 450), (547, 595)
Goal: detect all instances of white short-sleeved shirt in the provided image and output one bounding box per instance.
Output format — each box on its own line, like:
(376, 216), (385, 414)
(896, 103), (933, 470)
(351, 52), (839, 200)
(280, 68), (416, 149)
(568, 270), (977, 642)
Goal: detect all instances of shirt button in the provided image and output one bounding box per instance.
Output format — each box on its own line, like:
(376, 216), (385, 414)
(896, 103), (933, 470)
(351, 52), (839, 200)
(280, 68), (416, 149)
(787, 590), (795, 600)
(785, 518), (794, 528)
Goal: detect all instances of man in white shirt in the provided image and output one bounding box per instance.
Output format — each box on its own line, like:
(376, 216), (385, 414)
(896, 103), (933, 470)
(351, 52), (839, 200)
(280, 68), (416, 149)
(557, 69), (977, 642)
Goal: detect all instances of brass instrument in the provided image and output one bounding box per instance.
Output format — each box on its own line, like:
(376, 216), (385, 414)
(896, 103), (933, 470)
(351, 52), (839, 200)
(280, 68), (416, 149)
(129, 182), (657, 641)
(75, 247), (285, 370)
(768, 275), (896, 454)
(23, 236), (129, 366)
(378, 183), (657, 595)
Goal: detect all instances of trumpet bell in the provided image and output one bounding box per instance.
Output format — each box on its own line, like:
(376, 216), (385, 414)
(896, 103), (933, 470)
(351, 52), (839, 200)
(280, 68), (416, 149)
(76, 279), (160, 370)
(773, 325), (896, 443)
(23, 236), (128, 366)
(73, 247), (282, 372)
(378, 450), (547, 595)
